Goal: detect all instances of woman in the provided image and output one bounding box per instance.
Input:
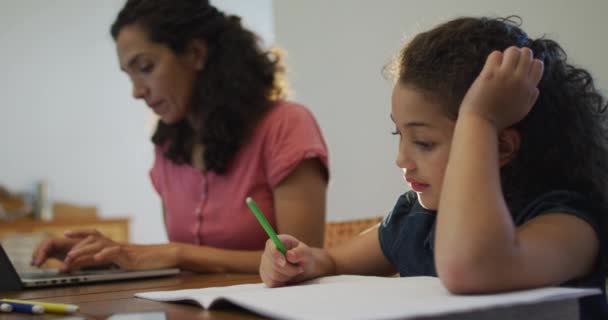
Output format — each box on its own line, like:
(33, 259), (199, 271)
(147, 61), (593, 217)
(32, 0), (329, 273)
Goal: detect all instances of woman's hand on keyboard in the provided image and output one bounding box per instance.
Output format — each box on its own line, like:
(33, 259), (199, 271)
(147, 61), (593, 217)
(61, 229), (178, 271)
(60, 229), (119, 271)
(31, 236), (81, 269)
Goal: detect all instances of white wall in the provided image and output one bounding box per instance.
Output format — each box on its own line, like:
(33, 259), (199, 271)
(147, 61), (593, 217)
(0, 0), (273, 243)
(273, 0), (608, 221)
(3, 0), (607, 242)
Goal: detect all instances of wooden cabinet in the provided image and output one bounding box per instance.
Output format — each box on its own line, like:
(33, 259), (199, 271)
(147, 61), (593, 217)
(0, 218), (129, 242)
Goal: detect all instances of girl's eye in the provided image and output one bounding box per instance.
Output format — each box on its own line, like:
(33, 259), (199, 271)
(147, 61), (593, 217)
(414, 141), (435, 150)
(391, 129), (401, 136)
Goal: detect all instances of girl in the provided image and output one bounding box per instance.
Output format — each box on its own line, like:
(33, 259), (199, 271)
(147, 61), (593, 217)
(259, 16), (608, 319)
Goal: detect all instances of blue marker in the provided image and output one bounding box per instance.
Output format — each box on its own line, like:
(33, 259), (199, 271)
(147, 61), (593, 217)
(0, 301), (44, 314)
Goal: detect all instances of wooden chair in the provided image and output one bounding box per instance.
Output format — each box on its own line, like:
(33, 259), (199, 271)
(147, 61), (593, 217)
(324, 216), (383, 248)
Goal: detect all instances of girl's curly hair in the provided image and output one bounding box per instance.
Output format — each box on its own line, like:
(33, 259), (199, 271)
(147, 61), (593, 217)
(111, 0), (287, 174)
(386, 16), (608, 223)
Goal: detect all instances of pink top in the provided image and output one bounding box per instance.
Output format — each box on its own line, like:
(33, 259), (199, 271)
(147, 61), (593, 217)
(149, 101), (329, 250)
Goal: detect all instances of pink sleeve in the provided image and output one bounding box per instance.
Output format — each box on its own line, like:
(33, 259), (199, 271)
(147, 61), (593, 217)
(264, 103), (330, 188)
(149, 146), (164, 196)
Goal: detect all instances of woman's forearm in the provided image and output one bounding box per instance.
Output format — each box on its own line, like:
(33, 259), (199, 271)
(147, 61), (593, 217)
(172, 242), (263, 273)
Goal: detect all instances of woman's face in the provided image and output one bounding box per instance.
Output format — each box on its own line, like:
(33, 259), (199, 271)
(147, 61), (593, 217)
(391, 83), (455, 210)
(115, 24), (205, 125)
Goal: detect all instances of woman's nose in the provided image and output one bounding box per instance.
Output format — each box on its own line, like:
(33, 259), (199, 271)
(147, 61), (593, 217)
(132, 82), (147, 99)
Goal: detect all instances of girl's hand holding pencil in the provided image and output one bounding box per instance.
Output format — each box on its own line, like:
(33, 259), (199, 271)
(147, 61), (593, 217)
(259, 234), (316, 288)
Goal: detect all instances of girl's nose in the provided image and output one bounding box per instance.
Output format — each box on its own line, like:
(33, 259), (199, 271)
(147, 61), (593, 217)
(395, 148), (416, 171)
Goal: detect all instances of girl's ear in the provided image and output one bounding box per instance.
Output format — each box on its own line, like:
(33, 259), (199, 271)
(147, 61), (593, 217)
(186, 39), (208, 71)
(498, 128), (520, 167)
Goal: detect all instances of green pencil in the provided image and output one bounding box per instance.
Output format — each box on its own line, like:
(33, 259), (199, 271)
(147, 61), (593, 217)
(246, 197), (286, 255)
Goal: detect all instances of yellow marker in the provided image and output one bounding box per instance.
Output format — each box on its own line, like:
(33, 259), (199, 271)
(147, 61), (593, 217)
(1, 299), (79, 314)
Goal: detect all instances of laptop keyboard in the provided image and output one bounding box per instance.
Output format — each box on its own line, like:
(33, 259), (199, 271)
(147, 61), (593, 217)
(1, 232), (51, 273)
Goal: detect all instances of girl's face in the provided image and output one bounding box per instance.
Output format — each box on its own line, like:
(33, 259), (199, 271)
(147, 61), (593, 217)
(391, 83), (455, 210)
(115, 24), (203, 125)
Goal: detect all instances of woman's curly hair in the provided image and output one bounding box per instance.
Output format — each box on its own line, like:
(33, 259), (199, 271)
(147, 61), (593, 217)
(386, 16), (608, 222)
(111, 0), (287, 174)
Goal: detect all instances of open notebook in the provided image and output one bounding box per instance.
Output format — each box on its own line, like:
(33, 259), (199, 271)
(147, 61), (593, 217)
(135, 275), (599, 320)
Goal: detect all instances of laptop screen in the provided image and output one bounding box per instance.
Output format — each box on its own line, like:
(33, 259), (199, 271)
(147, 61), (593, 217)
(0, 244), (26, 290)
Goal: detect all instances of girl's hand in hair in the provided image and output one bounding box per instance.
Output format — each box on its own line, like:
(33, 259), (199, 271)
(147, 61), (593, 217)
(460, 46), (544, 130)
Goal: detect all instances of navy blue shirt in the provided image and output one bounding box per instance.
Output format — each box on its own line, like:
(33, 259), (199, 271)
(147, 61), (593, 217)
(379, 190), (607, 319)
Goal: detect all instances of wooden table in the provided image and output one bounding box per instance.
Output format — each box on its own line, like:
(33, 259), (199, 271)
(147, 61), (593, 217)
(0, 272), (584, 320)
(1, 272), (266, 319)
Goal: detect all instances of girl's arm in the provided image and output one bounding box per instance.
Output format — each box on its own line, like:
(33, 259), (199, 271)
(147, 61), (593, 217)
(329, 225), (396, 276)
(435, 47), (598, 293)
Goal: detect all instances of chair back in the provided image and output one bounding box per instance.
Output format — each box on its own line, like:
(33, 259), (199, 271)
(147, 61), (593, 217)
(324, 216), (383, 248)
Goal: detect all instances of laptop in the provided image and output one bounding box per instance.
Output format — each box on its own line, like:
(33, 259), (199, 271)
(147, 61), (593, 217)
(0, 244), (180, 291)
